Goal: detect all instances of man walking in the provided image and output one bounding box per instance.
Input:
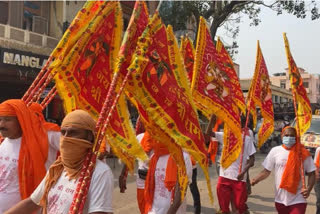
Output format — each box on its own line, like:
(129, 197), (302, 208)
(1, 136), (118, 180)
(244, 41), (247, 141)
(0, 99), (60, 213)
(251, 126), (315, 214)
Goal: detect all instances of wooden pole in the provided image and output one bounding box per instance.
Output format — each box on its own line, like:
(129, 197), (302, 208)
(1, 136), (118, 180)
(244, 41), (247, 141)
(238, 108), (250, 174)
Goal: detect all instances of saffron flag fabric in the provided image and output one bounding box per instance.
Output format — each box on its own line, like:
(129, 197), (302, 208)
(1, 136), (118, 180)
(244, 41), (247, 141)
(247, 41), (274, 148)
(127, 13), (213, 202)
(216, 37), (246, 114)
(49, 1), (147, 171)
(180, 36), (195, 83)
(283, 33), (312, 136)
(191, 16), (242, 169)
(106, 0), (150, 171)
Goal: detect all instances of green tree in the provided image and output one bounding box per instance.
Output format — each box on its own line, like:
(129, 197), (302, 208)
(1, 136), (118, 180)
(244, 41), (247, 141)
(159, 1), (320, 56)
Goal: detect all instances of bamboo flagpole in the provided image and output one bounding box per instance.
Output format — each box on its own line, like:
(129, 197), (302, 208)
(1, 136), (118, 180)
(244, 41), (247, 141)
(40, 86), (57, 108)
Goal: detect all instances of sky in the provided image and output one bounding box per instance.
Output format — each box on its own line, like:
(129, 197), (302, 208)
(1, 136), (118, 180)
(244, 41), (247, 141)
(216, 4), (320, 79)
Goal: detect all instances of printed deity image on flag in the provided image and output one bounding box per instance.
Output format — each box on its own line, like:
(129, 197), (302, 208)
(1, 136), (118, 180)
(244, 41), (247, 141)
(192, 17), (243, 169)
(49, 1), (147, 171)
(247, 41), (274, 148)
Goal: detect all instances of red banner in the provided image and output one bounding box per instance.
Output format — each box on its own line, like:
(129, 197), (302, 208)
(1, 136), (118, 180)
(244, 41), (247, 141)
(180, 36), (195, 82)
(126, 13), (213, 202)
(283, 33), (312, 136)
(247, 41), (274, 148)
(191, 17), (242, 168)
(51, 2), (147, 171)
(216, 38), (246, 114)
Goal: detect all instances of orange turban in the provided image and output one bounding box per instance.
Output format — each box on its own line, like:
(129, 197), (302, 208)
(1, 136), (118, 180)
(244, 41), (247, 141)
(0, 101), (17, 116)
(0, 99), (48, 199)
(61, 109), (96, 135)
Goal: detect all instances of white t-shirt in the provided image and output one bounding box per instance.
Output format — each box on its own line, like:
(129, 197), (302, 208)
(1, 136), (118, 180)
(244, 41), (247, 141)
(31, 160), (113, 214)
(148, 152), (192, 214)
(0, 131), (60, 214)
(136, 133), (147, 189)
(218, 132), (256, 182)
(262, 145), (316, 206)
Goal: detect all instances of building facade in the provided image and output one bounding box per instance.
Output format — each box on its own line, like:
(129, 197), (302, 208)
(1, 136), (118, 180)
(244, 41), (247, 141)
(240, 79), (295, 119)
(270, 68), (320, 105)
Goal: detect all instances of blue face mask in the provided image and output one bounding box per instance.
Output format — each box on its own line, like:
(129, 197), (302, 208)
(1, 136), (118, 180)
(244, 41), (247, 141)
(282, 136), (296, 148)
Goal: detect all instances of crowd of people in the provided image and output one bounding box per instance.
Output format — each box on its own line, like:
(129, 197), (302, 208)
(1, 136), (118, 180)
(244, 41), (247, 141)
(0, 99), (318, 214)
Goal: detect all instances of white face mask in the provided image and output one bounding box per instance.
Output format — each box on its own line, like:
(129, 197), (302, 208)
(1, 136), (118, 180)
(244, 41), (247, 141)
(282, 136), (296, 148)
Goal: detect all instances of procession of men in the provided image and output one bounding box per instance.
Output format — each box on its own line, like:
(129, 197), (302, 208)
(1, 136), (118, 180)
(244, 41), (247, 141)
(0, 1), (319, 214)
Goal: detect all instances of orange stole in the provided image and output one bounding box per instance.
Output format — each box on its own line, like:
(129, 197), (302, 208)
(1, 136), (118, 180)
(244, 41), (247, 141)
(144, 137), (178, 212)
(280, 144), (310, 194)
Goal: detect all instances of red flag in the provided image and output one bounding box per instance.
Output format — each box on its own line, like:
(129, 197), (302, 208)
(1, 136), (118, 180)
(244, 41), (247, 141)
(180, 36), (195, 82)
(127, 13), (213, 202)
(216, 37), (246, 114)
(192, 17), (242, 168)
(283, 33), (312, 136)
(51, 1), (147, 170)
(247, 41), (274, 148)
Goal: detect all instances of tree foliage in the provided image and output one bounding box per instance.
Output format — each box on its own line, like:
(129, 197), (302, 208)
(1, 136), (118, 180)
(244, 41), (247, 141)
(159, 1), (320, 56)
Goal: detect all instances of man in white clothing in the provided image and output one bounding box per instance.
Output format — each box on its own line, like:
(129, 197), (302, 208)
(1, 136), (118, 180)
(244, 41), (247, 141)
(0, 99), (60, 214)
(251, 126), (315, 214)
(214, 126), (256, 214)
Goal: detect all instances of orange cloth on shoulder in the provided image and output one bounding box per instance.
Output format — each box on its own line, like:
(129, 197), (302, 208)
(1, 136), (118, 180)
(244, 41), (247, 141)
(144, 132), (177, 213)
(316, 151), (320, 169)
(279, 127), (310, 194)
(0, 99), (48, 199)
(140, 131), (153, 153)
(29, 102), (60, 132)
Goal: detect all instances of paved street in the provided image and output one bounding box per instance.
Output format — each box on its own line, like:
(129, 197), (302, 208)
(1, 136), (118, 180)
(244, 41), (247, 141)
(107, 152), (317, 214)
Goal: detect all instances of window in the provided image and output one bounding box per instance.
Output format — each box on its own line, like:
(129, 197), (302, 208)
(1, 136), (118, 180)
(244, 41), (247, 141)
(23, 1), (41, 31)
(275, 95), (278, 103)
(303, 82), (309, 88)
(7, 1), (49, 34)
(0, 1), (9, 24)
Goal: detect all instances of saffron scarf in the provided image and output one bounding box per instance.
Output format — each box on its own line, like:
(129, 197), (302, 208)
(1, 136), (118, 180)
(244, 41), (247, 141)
(29, 102), (60, 132)
(144, 133), (178, 213)
(279, 127), (310, 194)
